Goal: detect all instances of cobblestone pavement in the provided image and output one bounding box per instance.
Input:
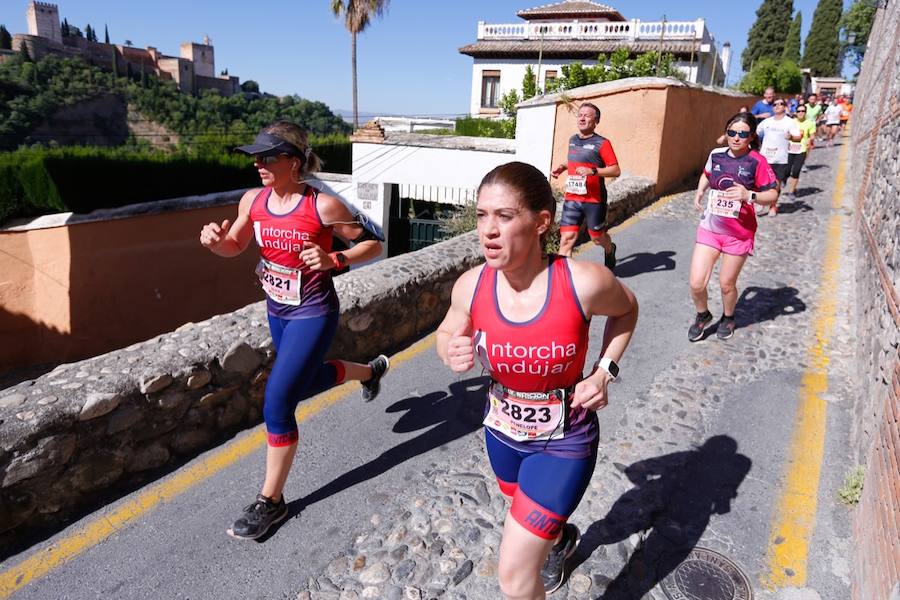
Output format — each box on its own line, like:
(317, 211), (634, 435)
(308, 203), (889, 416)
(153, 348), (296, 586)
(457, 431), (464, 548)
(297, 143), (857, 600)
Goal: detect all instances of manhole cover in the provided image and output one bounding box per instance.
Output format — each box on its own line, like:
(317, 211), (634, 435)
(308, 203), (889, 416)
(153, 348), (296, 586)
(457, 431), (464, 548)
(660, 547), (752, 600)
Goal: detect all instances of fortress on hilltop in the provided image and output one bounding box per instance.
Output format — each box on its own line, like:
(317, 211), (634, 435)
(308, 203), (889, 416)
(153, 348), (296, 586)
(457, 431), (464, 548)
(8, 0), (241, 96)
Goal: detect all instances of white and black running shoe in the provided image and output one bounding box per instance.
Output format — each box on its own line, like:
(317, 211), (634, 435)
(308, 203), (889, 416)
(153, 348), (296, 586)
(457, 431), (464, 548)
(361, 354), (390, 402)
(227, 494), (288, 540)
(541, 523), (580, 594)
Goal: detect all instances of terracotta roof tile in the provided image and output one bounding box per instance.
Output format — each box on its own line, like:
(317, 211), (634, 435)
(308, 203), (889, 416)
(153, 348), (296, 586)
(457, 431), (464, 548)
(517, 1), (625, 21)
(459, 39), (701, 58)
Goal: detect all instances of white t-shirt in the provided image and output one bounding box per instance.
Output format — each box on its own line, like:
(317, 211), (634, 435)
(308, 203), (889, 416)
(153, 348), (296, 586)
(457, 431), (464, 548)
(824, 104), (842, 125)
(757, 116), (797, 165)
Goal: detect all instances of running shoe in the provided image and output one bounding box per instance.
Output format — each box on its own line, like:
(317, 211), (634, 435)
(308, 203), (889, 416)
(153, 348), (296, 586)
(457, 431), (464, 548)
(361, 354), (390, 402)
(716, 316), (736, 340)
(768, 205), (778, 217)
(688, 311), (713, 342)
(228, 494), (288, 540)
(604, 243), (617, 272)
(541, 523), (580, 594)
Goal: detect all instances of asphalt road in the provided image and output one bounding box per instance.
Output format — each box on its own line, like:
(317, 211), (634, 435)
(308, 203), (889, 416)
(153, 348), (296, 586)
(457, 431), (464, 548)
(1, 143), (854, 600)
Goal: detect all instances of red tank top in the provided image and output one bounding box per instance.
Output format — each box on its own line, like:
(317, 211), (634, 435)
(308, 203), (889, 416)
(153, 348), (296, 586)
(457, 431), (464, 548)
(470, 256), (597, 457)
(248, 186), (338, 318)
(470, 256), (589, 392)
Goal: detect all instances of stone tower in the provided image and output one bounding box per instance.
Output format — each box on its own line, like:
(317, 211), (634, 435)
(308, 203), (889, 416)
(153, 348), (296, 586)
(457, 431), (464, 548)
(180, 40), (214, 78)
(26, 1), (62, 44)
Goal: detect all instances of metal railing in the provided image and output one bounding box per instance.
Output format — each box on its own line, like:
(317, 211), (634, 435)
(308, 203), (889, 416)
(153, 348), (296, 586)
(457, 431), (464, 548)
(398, 183), (477, 206)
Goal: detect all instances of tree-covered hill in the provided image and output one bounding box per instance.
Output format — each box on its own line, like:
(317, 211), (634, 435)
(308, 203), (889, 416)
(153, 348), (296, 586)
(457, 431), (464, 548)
(0, 54), (351, 151)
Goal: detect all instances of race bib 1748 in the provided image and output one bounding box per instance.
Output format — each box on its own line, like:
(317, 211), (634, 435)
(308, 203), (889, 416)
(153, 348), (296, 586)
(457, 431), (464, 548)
(565, 175), (587, 195)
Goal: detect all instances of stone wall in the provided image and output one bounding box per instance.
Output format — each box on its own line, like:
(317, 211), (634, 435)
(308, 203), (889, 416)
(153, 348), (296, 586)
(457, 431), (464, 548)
(847, 3), (900, 600)
(0, 177), (656, 550)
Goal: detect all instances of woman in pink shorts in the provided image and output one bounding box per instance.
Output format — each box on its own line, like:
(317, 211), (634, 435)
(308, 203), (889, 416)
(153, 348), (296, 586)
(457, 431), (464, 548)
(688, 112), (779, 341)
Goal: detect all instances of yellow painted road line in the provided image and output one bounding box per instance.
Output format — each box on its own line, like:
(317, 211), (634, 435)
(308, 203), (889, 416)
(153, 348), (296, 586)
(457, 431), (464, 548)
(761, 143), (848, 589)
(0, 334), (436, 599)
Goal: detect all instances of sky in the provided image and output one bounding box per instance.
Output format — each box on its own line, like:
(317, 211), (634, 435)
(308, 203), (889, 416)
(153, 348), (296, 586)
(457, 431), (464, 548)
(1, 0), (831, 117)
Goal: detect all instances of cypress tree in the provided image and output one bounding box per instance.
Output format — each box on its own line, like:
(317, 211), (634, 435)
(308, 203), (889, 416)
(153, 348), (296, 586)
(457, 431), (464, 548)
(104, 24), (109, 44)
(741, 0), (795, 72)
(85, 24), (93, 42)
(803, 0), (843, 76)
(0, 25), (12, 50)
(783, 12), (802, 63)
(61, 18), (69, 37)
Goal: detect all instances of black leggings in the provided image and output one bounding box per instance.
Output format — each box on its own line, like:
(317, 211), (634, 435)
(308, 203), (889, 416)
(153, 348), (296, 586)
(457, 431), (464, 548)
(787, 152), (807, 179)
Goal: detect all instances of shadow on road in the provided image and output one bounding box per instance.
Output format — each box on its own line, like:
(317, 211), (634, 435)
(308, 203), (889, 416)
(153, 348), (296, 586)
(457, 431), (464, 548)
(794, 186), (823, 198)
(776, 200), (814, 214)
(734, 285), (806, 329)
(570, 436), (751, 599)
(614, 251), (676, 279)
(802, 164), (829, 172)
(294, 376), (489, 514)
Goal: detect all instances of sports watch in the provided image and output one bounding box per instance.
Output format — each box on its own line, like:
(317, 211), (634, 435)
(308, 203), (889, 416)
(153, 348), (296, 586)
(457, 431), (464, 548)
(329, 252), (348, 269)
(749, 191), (758, 203)
(594, 357), (619, 381)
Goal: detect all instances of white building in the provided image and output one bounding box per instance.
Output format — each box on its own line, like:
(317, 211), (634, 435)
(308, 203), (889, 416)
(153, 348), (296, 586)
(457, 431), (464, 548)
(459, 0), (730, 117)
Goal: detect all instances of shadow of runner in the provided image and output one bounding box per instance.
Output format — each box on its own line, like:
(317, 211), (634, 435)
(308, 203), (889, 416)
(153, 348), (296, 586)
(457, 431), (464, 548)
(734, 286), (807, 329)
(793, 186), (823, 198)
(613, 251), (676, 279)
(569, 436), (751, 599)
(296, 376), (489, 512)
(775, 200), (814, 214)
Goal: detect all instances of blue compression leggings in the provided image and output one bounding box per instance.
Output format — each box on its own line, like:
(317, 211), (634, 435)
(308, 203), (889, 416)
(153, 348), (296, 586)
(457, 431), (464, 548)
(264, 312), (344, 446)
(485, 429), (598, 540)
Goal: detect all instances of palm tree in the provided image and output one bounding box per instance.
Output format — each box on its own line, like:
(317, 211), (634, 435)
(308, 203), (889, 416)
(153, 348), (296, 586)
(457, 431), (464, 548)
(331, 0), (389, 130)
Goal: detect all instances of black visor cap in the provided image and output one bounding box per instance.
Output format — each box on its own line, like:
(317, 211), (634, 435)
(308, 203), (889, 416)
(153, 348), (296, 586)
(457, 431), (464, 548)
(234, 132), (303, 158)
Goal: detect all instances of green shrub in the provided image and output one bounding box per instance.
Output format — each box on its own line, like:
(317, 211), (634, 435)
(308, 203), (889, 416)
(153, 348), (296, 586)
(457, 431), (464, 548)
(739, 58), (802, 95)
(454, 117), (515, 139)
(0, 139), (350, 224)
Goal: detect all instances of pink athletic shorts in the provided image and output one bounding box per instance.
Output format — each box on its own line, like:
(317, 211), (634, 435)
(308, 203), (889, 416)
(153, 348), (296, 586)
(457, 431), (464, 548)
(696, 226), (754, 256)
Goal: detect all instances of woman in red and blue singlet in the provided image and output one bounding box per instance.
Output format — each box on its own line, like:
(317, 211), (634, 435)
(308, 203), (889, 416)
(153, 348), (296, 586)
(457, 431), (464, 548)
(200, 121), (389, 540)
(437, 162), (639, 598)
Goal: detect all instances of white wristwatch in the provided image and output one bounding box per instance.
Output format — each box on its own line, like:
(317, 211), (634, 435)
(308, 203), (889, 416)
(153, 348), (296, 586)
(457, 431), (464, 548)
(594, 357), (619, 381)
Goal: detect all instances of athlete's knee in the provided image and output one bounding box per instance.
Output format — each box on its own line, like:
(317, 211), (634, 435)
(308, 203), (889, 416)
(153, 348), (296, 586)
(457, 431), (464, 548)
(719, 278), (738, 296)
(263, 392), (298, 444)
(498, 553), (536, 598)
(689, 276), (708, 295)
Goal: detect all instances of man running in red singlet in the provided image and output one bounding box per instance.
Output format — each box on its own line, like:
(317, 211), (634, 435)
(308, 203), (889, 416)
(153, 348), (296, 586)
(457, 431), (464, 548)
(438, 162), (638, 598)
(551, 103), (621, 271)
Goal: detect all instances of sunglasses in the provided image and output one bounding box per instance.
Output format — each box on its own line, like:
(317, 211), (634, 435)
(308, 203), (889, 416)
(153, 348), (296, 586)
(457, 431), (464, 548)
(254, 154), (286, 165)
(796, 109), (807, 113)
(774, 102), (786, 106)
(726, 129), (751, 139)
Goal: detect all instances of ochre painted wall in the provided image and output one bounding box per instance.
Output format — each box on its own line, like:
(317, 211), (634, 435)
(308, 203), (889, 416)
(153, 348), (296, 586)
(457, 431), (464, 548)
(549, 83), (752, 194)
(1, 204), (261, 370)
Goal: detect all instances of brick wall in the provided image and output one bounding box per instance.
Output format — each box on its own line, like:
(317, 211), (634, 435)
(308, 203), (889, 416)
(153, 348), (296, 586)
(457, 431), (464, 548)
(847, 2), (900, 599)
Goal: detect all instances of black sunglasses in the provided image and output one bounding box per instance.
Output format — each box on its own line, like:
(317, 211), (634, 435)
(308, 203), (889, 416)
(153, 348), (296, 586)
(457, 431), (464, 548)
(254, 154), (288, 165)
(726, 129), (751, 139)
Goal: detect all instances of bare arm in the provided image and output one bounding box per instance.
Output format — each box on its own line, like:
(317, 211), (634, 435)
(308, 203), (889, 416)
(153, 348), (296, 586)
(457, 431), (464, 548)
(199, 189), (257, 257)
(568, 260), (639, 411)
(436, 267), (481, 371)
(694, 173), (711, 210)
(302, 193), (383, 270)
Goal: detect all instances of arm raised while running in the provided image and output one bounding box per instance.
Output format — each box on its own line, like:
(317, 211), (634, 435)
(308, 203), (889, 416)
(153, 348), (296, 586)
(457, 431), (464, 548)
(199, 188), (258, 257)
(568, 260), (639, 411)
(301, 192), (383, 271)
(436, 266), (482, 372)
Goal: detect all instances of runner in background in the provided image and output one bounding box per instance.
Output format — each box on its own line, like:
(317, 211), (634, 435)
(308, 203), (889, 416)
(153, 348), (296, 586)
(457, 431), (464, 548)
(438, 161), (638, 598)
(824, 99), (843, 146)
(756, 98), (799, 216)
(751, 87), (776, 120)
(551, 103), (621, 271)
(784, 105), (816, 199)
(805, 93), (824, 141)
(688, 112), (779, 342)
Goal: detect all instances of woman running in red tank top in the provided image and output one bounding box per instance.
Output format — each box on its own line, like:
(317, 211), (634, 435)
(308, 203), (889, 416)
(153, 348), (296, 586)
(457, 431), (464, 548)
(437, 162), (639, 599)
